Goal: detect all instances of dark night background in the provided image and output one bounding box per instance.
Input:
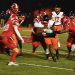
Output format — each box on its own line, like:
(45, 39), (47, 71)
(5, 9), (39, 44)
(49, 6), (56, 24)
(0, 0), (75, 16)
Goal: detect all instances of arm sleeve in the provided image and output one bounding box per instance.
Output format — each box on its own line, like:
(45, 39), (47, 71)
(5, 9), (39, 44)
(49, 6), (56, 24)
(48, 20), (55, 29)
(14, 26), (23, 41)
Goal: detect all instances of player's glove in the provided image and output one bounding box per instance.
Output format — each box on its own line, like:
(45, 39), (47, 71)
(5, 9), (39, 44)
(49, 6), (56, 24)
(42, 32), (46, 36)
(21, 38), (24, 43)
(45, 29), (53, 33)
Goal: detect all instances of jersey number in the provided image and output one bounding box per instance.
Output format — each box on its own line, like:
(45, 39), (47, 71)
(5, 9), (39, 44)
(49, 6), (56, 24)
(3, 24), (9, 31)
(55, 17), (59, 22)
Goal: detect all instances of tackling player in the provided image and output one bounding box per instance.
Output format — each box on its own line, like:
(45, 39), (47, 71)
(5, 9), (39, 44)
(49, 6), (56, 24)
(52, 5), (64, 48)
(31, 12), (52, 60)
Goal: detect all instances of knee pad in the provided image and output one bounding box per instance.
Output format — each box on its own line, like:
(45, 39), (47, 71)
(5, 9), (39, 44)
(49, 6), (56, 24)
(32, 42), (39, 48)
(67, 43), (71, 48)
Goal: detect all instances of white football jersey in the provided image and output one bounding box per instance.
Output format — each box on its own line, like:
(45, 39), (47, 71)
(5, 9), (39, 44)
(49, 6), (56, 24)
(52, 12), (64, 25)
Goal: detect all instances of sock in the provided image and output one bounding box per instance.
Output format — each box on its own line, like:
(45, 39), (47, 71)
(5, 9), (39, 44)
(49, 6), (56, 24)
(56, 49), (59, 54)
(58, 42), (60, 47)
(46, 54), (50, 59)
(33, 47), (36, 53)
(18, 40), (22, 48)
(45, 48), (49, 54)
(52, 56), (55, 59)
(67, 47), (71, 53)
(10, 51), (18, 62)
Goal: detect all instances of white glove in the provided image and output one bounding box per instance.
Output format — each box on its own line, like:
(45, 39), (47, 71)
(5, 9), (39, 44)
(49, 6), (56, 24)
(21, 38), (24, 43)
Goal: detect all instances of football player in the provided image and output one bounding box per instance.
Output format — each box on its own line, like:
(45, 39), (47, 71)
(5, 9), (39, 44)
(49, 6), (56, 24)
(46, 11), (75, 58)
(5, 3), (24, 56)
(52, 5), (64, 48)
(0, 3), (24, 66)
(35, 15), (59, 62)
(31, 12), (52, 60)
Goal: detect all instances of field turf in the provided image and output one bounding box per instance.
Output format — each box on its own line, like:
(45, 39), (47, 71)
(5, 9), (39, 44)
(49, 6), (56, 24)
(0, 28), (75, 75)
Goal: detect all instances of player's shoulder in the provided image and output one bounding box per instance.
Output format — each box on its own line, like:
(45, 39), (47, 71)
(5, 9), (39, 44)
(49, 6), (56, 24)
(34, 17), (41, 23)
(6, 9), (14, 15)
(34, 21), (44, 28)
(60, 12), (64, 15)
(52, 11), (55, 14)
(61, 16), (70, 23)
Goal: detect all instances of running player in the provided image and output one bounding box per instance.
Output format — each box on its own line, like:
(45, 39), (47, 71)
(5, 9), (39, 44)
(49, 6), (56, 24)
(35, 15), (59, 62)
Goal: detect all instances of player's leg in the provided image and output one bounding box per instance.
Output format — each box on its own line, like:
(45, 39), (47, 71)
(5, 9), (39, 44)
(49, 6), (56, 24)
(44, 37), (56, 62)
(15, 34), (23, 53)
(54, 25), (61, 48)
(0, 43), (5, 53)
(31, 32), (39, 55)
(1, 36), (19, 65)
(51, 38), (59, 59)
(66, 34), (73, 58)
(39, 37), (51, 60)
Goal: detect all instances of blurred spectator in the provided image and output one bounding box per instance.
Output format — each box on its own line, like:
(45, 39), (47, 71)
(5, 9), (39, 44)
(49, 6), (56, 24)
(23, 13), (28, 27)
(0, 11), (5, 28)
(27, 13), (33, 27)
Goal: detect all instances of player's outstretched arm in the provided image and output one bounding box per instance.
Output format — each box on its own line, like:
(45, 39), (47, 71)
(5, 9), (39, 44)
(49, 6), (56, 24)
(13, 25), (24, 43)
(60, 28), (70, 33)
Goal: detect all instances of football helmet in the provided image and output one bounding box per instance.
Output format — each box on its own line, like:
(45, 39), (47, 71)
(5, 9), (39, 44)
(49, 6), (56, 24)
(11, 3), (19, 14)
(69, 11), (75, 18)
(42, 15), (49, 26)
(39, 12), (47, 19)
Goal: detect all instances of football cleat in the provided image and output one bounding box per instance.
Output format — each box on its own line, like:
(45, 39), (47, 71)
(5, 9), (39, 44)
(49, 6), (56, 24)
(33, 51), (36, 55)
(67, 51), (73, 58)
(56, 53), (59, 59)
(8, 62), (18, 66)
(52, 57), (57, 62)
(48, 57), (52, 60)
(46, 54), (52, 60)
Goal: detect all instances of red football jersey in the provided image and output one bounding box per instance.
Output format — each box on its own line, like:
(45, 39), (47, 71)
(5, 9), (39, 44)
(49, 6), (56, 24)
(61, 16), (75, 35)
(69, 19), (75, 34)
(1, 14), (19, 38)
(61, 16), (70, 29)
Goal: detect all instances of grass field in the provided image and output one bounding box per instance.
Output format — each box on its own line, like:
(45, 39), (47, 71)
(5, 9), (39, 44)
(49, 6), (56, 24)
(0, 28), (75, 75)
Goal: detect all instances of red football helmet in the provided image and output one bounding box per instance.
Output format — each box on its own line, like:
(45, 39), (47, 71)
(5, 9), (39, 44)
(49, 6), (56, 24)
(39, 12), (47, 19)
(11, 3), (19, 14)
(40, 12), (46, 17)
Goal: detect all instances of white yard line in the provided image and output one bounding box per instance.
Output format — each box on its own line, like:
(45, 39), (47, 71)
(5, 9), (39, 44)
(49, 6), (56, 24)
(15, 62), (73, 71)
